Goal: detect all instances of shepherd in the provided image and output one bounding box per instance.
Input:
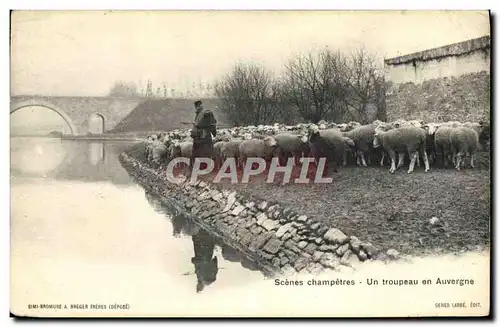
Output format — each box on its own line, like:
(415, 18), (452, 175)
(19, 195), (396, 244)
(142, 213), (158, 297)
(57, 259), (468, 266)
(187, 100), (217, 177)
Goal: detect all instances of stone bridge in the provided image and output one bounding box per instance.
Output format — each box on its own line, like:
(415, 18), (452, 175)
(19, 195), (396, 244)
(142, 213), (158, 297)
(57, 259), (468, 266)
(10, 95), (144, 135)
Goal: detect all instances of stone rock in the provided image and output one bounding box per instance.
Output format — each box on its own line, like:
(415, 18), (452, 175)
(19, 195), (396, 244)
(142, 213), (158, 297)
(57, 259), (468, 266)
(259, 251), (274, 260)
(313, 238), (324, 245)
(263, 238), (283, 254)
(222, 191), (237, 212)
(291, 221), (302, 228)
(310, 222), (320, 230)
(231, 205), (246, 216)
(285, 240), (302, 253)
(256, 213), (268, 225)
(297, 215), (308, 222)
(357, 249), (368, 261)
(292, 235), (301, 242)
(313, 251), (325, 262)
(297, 241), (308, 249)
(282, 249), (299, 262)
(386, 249), (400, 260)
(294, 257), (309, 272)
(361, 242), (380, 257)
(262, 219), (280, 231)
(198, 191), (209, 200)
(272, 257), (281, 267)
(275, 223), (292, 238)
(336, 243), (350, 257)
(278, 251), (285, 258)
(257, 201), (268, 211)
(267, 204), (278, 213)
(239, 231), (254, 246)
(280, 257), (290, 267)
(248, 232), (273, 252)
(245, 219), (257, 228)
(340, 249), (353, 266)
(245, 202), (255, 209)
(304, 242), (317, 255)
(324, 228), (348, 245)
(211, 192), (223, 202)
(319, 244), (339, 252)
(349, 236), (362, 252)
(319, 252), (340, 269)
(288, 227), (298, 236)
(281, 232), (292, 241)
(251, 226), (263, 235)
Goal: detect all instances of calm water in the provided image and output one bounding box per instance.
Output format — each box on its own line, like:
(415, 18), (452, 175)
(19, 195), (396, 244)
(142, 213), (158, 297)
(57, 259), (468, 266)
(10, 137), (490, 317)
(10, 137), (268, 316)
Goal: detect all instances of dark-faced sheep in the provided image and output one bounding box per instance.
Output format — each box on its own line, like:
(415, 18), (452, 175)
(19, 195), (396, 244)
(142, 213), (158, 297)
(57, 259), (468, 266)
(308, 128), (349, 174)
(449, 126), (480, 170)
(342, 124), (377, 167)
(422, 122), (440, 166)
(373, 125), (430, 174)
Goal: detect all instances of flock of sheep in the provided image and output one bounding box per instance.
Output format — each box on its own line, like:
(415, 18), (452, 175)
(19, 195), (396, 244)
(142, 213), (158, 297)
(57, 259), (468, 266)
(144, 118), (490, 175)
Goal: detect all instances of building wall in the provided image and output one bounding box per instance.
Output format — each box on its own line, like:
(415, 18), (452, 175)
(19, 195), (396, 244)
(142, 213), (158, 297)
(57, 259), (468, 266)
(386, 49), (490, 85)
(385, 38), (490, 123)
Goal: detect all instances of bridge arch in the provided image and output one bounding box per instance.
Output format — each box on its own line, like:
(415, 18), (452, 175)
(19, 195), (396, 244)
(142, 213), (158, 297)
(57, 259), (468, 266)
(10, 99), (78, 135)
(88, 113), (106, 134)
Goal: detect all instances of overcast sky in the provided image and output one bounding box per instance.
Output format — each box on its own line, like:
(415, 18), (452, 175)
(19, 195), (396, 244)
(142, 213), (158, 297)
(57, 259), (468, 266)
(11, 10), (490, 97)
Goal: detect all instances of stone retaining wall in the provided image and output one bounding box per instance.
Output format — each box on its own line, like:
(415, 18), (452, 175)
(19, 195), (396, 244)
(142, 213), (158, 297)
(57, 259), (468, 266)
(120, 151), (396, 276)
(386, 71), (490, 123)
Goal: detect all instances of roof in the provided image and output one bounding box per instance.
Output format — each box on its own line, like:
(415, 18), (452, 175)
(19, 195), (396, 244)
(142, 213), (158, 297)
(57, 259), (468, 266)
(384, 35), (490, 66)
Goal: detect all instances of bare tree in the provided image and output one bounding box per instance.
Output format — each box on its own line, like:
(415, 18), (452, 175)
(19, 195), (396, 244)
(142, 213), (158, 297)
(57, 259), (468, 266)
(282, 49), (351, 123)
(214, 62), (282, 126)
(343, 47), (385, 123)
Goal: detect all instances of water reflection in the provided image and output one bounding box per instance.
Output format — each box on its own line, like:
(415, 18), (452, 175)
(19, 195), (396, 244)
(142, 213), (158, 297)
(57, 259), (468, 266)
(144, 190), (261, 293)
(191, 229), (219, 293)
(10, 137), (138, 185)
(89, 142), (105, 165)
(10, 137), (70, 177)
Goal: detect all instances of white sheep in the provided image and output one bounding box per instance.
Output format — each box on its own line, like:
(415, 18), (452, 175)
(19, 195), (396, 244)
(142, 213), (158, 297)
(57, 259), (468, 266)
(449, 126), (480, 170)
(373, 125), (430, 174)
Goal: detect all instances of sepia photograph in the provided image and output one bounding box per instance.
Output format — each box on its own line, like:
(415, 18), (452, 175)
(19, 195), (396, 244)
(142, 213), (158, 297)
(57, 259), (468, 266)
(9, 8), (491, 318)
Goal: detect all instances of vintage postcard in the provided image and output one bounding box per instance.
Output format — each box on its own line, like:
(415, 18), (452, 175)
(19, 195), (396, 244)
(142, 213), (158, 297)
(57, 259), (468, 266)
(9, 9), (491, 318)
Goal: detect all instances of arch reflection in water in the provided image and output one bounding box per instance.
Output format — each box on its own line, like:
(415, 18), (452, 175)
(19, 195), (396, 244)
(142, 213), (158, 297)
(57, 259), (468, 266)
(89, 142), (105, 165)
(144, 191), (260, 293)
(10, 137), (69, 177)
